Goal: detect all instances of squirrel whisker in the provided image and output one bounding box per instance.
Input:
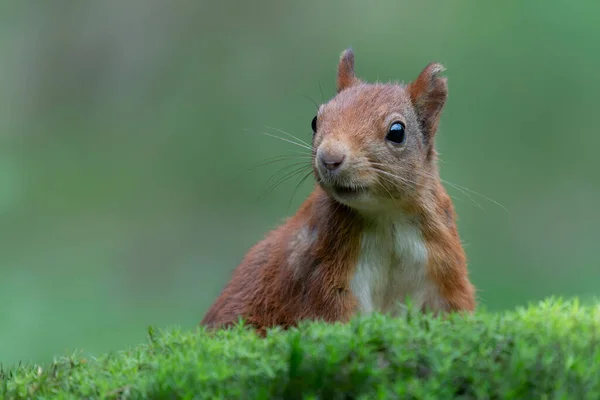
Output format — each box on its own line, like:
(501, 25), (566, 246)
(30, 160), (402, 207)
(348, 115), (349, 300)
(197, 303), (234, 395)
(414, 169), (507, 212)
(258, 164), (313, 202)
(288, 169), (315, 211)
(260, 132), (312, 151)
(265, 126), (313, 148)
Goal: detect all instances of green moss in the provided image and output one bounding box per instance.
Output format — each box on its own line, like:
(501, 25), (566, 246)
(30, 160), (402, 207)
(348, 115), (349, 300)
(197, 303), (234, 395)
(2, 298), (599, 399)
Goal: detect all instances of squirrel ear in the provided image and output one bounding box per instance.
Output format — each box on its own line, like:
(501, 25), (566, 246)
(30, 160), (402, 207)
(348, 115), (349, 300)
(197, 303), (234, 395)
(337, 48), (359, 93)
(408, 63), (448, 140)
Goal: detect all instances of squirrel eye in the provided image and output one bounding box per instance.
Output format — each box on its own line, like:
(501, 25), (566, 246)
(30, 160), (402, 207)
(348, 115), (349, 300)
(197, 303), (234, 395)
(386, 122), (406, 144)
(311, 116), (317, 134)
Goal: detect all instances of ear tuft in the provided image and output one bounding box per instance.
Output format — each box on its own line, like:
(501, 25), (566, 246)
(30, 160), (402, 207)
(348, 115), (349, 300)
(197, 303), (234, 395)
(422, 63), (446, 79)
(408, 62), (448, 140)
(337, 48), (359, 93)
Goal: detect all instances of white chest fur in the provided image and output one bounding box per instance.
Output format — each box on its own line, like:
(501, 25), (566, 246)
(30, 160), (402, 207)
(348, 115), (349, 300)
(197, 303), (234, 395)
(349, 216), (442, 314)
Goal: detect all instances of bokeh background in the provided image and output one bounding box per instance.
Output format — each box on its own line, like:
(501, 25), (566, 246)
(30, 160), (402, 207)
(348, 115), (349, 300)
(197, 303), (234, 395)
(1, 0), (599, 365)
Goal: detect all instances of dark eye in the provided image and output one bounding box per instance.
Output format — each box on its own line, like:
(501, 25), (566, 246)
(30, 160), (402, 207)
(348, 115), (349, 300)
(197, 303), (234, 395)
(386, 121), (406, 144)
(311, 116), (317, 133)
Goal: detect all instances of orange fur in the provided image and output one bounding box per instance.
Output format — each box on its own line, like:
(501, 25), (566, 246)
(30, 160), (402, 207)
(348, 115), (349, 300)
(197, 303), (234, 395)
(200, 49), (476, 332)
(201, 188), (363, 330)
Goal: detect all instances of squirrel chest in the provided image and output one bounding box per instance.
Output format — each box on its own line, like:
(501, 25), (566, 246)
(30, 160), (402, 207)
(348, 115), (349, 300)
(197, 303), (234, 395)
(350, 216), (441, 314)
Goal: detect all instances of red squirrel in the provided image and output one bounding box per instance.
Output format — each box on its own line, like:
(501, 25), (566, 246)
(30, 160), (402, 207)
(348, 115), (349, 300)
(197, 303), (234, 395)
(201, 49), (476, 333)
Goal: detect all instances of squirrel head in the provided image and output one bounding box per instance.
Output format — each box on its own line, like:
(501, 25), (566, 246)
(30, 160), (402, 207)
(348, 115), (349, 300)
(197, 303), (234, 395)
(311, 48), (448, 213)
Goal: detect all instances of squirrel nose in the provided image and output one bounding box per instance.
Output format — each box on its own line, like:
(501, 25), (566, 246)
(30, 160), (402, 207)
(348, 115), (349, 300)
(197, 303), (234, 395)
(318, 148), (346, 171)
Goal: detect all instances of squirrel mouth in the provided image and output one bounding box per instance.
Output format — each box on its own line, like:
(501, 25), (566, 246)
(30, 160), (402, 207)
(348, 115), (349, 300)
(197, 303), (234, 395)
(331, 183), (367, 197)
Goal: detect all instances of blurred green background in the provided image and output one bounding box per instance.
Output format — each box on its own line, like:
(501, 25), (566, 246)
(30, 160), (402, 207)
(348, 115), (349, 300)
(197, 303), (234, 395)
(1, 0), (599, 365)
